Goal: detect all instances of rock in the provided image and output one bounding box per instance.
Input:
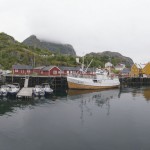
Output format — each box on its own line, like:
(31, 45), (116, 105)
(22, 35), (76, 56)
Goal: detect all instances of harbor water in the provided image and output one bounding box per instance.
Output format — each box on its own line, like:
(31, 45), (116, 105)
(1, 87), (150, 150)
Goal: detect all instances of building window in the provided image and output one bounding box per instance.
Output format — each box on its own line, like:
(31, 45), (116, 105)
(53, 71), (57, 74)
(15, 69), (18, 72)
(67, 71), (69, 74)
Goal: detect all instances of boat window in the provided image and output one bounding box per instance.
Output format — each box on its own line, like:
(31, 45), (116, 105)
(93, 79), (97, 83)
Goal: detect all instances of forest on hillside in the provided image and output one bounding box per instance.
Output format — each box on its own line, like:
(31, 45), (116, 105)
(0, 33), (133, 70)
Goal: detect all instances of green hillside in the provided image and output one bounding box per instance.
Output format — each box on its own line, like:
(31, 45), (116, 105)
(0, 32), (133, 70)
(0, 33), (77, 69)
(85, 52), (134, 68)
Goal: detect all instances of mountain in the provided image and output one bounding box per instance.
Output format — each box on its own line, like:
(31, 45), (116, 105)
(0, 33), (50, 69)
(0, 32), (134, 70)
(85, 51), (134, 67)
(22, 35), (76, 56)
(0, 33), (77, 69)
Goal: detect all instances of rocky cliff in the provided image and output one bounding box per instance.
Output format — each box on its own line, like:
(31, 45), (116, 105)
(22, 35), (76, 56)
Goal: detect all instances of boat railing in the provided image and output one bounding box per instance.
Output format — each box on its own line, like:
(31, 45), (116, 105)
(68, 74), (96, 79)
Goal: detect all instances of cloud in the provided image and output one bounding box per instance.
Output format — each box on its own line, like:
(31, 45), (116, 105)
(1, 0), (150, 63)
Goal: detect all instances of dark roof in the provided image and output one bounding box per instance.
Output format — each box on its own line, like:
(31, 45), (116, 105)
(12, 65), (33, 70)
(59, 66), (96, 72)
(42, 66), (60, 71)
(59, 66), (80, 71)
(121, 68), (131, 74)
(34, 66), (46, 70)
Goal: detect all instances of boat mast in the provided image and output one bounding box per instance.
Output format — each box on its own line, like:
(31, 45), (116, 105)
(81, 56), (84, 72)
(108, 57), (111, 75)
(84, 59), (93, 73)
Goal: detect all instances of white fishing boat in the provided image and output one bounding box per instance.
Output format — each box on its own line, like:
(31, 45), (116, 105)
(42, 83), (53, 95)
(0, 85), (9, 96)
(7, 83), (20, 95)
(32, 85), (45, 96)
(67, 68), (120, 90)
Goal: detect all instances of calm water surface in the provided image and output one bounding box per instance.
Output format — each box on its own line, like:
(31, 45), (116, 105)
(1, 87), (150, 150)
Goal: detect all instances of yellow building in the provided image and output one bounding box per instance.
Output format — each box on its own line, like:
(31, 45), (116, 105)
(130, 63), (141, 77)
(142, 62), (150, 75)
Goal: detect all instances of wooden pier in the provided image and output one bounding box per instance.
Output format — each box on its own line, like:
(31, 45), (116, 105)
(4, 75), (68, 90)
(119, 77), (150, 87)
(17, 87), (33, 99)
(3, 75), (150, 89)
(3, 75), (68, 99)
(6, 75), (150, 96)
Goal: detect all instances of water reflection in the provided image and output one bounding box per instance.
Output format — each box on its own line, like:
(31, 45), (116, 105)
(3, 86), (150, 117)
(53, 90), (67, 97)
(143, 87), (150, 101)
(119, 86), (150, 101)
(67, 89), (119, 103)
(0, 90), (68, 116)
(67, 89), (119, 119)
(0, 89), (120, 117)
(1, 87), (150, 150)
(0, 98), (34, 116)
(4, 87), (149, 117)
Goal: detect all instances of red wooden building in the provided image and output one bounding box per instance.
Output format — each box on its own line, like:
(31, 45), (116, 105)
(32, 66), (45, 75)
(12, 65), (33, 75)
(12, 65), (95, 76)
(59, 66), (80, 76)
(40, 66), (61, 76)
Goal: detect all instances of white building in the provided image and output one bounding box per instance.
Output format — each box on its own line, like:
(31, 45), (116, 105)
(115, 64), (126, 71)
(105, 62), (113, 68)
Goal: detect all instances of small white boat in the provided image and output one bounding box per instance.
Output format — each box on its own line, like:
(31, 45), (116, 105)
(0, 85), (9, 96)
(33, 85), (45, 96)
(42, 83), (53, 95)
(7, 83), (20, 95)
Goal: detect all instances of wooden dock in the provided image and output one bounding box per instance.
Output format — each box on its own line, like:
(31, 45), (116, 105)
(4, 75), (68, 90)
(17, 87), (33, 99)
(119, 77), (150, 87)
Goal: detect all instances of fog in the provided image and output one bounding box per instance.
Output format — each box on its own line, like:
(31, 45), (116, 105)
(1, 0), (150, 63)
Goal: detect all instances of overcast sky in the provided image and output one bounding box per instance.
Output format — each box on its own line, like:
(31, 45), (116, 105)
(1, 0), (150, 63)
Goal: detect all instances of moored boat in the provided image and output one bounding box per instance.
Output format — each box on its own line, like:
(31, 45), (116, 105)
(67, 68), (120, 90)
(7, 83), (20, 95)
(32, 85), (45, 96)
(0, 85), (9, 96)
(42, 83), (53, 95)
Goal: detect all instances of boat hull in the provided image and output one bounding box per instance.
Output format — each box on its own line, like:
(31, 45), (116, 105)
(68, 81), (119, 90)
(67, 77), (120, 90)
